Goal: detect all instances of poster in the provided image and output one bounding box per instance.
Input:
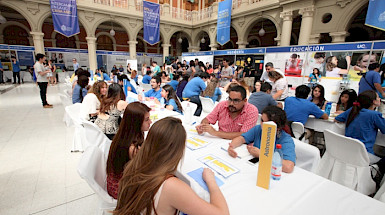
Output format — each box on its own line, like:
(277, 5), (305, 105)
(143, 1), (160, 45)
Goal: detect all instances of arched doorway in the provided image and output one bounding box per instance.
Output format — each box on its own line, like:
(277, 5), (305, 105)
(97, 35), (114, 51)
(0, 6), (31, 45)
(4, 26), (29, 46)
(95, 21), (129, 52)
(170, 31), (191, 56)
(246, 18), (278, 48)
(345, 4), (385, 42)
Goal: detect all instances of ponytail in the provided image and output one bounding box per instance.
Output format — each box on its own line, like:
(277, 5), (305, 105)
(346, 102), (361, 127)
(346, 90), (377, 127)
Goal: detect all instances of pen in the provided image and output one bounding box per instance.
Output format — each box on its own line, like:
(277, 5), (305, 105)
(191, 122), (196, 126)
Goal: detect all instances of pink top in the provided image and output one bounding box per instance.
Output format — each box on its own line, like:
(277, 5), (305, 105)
(205, 101), (259, 133)
(107, 172), (122, 199)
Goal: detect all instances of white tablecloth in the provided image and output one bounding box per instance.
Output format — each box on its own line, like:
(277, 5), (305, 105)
(305, 115), (345, 134)
(177, 128), (385, 215)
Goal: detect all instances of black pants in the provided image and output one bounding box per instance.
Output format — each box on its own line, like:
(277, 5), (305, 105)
(189, 95), (202, 116)
(0, 70), (3, 83)
(37, 82), (48, 106)
(13, 72), (20, 84)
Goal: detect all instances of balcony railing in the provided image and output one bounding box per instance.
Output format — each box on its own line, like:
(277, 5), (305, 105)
(197, 6), (213, 21)
(172, 8), (192, 21)
(93, 0), (128, 9)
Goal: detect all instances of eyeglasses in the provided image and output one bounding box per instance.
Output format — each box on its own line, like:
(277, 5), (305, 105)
(227, 97), (242, 104)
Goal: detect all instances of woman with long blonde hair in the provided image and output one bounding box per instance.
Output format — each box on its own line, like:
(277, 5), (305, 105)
(202, 77), (222, 102)
(115, 117), (229, 215)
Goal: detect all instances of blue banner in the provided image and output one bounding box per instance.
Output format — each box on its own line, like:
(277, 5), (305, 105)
(182, 51), (214, 56)
(143, 1), (160, 45)
(17, 51), (35, 66)
(373, 41), (385, 50)
(214, 48), (265, 56)
(50, 0), (80, 37)
(266, 42), (372, 53)
(217, 0), (232, 45)
(365, 0), (385, 31)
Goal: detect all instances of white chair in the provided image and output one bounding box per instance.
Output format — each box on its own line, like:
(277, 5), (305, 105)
(126, 91), (139, 103)
(374, 178), (385, 203)
(316, 129), (376, 195)
(77, 146), (117, 215)
(199, 96), (216, 119)
(65, 103), (87, 152)
(181, 101), (198, 122)
(256, 113), (262, 125)
(64, 88), (72, 98)
(292, 138), (321, 173)
(59, 93), (73, 127)
(142, 83), (152, 92)
(82, 121), (112, 160)
(291, 122), (305, 140)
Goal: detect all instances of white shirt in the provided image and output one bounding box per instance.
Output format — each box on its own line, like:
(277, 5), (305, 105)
(80, 93), (100, 120)
(326, 67), (341, 77)
(34, 61), (48, 82)
(261, 69), (285, 84)
(271, 77), (288, 100)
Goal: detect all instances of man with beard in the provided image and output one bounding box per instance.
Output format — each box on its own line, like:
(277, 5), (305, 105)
(196, 85), (258, 139)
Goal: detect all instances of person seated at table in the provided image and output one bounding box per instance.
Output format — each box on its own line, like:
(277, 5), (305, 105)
(106, 102), (151, 199)
(252, 80), (262, 93)
(249, 82), (282, 112)
(71, 68), (90, 89)
(202, 77), (222, 103)
(308, 84), (327, 110)
(138, 76), (162, 102)
(182, 72), (209, 116)
(72, 75), (89, 104)
(142, 70), (152, 84)
(196, 85), (259, 140)
(269, 70), (289, 101)
(80, 80), (107, 121)
(159, 71), (170, 84)
(284, 85), (328, 125)
(96, 68), (111, 81)
(117, 74), (137, 94)
(336, 89), (357, 114)
(335, 90), (385, 156)
(228, 106), (296, 173)
(160, 84), (183, 114)
(168, 73), (179, 91)
(95, 83), (128, 140)
(130, 69), (138, 84)
(115, 117), (229, 215)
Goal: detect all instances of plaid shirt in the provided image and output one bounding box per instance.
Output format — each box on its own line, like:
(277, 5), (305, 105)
(206, 101), (259, 133)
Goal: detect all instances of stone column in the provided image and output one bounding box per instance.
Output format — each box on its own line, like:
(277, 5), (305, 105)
(86, 37), (97, 72)
(330, 31), (349, 43)
(128, 40), (138, 59)
(162, 43), (171, 61)
(209, 43), (218, 51)
(188, 46), (200, 52)
(298, 6), (315, 45)
(30, 32), (45, 54)
(236, 41), (248, 49)
(309, 34), (320, 44)
(279, 11), (293, 46)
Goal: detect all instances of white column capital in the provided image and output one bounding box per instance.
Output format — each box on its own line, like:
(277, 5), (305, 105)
(329, 31), (350, 43)
(236, 41), (248, 49)
(128, 40), (138, 45)
(299, 6), (315, 18)
(162, 43), (171, 48)
(209, 43), (219, 51)
(280, 11), (293, 21)
(86, 37), (97, 43)
(188, 46), (200, 52)
(30, 31), (44, 38)
(309, 34), (320, 44)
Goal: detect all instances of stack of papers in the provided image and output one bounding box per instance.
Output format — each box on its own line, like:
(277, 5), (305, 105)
(198, 154), (239, 178)
(186, 136), (212, 150)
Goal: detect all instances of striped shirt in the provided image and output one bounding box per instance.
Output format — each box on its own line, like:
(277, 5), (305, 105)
(205, 101), (259, 133)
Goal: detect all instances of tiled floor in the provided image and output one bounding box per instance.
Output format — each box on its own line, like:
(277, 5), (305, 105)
(0, 83), (98, 215)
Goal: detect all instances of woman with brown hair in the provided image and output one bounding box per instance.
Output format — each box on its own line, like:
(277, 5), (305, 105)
(114, 117), (229, 215)
(106, 102), (152, 199)
(80, 80), (108, 121)
(202, 77), (222, 102)
(94, 83), (128, 140)
(268, 70), (288, 101)
(160, 84), (183, 114)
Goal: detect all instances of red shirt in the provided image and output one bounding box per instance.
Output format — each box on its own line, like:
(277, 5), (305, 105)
(205, 101), (258, 133)
(107, 172), (122, 199)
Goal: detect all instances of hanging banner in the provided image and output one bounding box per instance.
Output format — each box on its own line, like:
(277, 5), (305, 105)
(143, 1), (160, 45)
(50, 0), (80, 37)
(217, 0), (232, 45)
(365, 0), (385, 31)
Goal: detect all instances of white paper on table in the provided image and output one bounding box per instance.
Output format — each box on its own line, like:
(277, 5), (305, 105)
(221, 144), (250, 158)
(198, 154), (240, 178)
(186, 136), (212, 150)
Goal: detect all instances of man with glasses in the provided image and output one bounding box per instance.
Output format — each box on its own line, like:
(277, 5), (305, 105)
(196, 85), (258, 139)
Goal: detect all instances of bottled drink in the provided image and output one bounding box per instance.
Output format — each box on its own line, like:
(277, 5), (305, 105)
(331, 103), (337, 114)
(271, 144), (283, 181)
(160, 98), (165, 110)
(325, 102), (332, 116)
(185, 102), (192, 124)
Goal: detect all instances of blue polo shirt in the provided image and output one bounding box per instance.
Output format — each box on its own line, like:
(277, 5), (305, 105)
(359, 70), (380, 94)
(242, 125), (296, 163)
(161, 98), (182, 114)
(144, 88), (162, 101)
(12, 61), (20, 72)
(0, 61), (3, 69)
(284, 97), (325, 124)
(335, 108), (385, 154)
(153, 66), (161, 76)
(72, 84), (88, 104)
(182, 77), (206, 98)
(169, 80), (179, 91)
(124, 81), (137, 94)
(142, 75), (152, 84)
(97, 73), (111, 81)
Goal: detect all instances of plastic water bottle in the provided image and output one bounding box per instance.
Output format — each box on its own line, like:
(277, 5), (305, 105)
(160, 98), (165, 110)
(325, 102), (332, 116)
(271, 144), (283, 181)
(330, 103), (337, 114)
(185, 102), (192, 124)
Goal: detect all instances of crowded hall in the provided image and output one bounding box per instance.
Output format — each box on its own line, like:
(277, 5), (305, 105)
(2, 0), (385, 214)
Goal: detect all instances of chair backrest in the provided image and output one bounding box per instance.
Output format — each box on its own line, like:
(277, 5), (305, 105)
(64, 88), (72, 98)
(374, 178), (385, 203)
(77, 146), (117, 204)
(59, 93), (72, 107)
(65, 103), (83, 126)
(83, 121), (108, 146)
(292, 138), (321, 173)
(291, 122), (305, 140)
(126, 91), (139, 103)
(256, 113), (262, 125)
(199, 96), (215, 115)
(181, 101), (198, 116)
(142, 84), (152, 92)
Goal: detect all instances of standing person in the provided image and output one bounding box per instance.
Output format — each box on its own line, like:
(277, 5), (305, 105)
(11, 56), (21, 84)
(268, 70), (289, 101)
(358, 63), (385, 98)
(106, 102), (152, 199)
(182, 72), (209, 116)
(152, 61), (161, 76)
(115, 117), (229, 215)
(127, 63), (132, 74)
(261, 62), (285, 84)
(48, 60), (57, 85)
(0, 55), (4, 84)
(141, 63), (147, 76)
(243, 63), (255, 91)
(34, 53), (53, 108)
(72, 58), (79, 71)
(220, 59), (233, 87)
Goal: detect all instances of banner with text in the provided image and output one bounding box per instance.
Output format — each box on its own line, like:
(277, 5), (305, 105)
(50, 0), (80, 37)
(143, 1), (160, 45)
(217, 0), (232, 45)
(365, 0), (385, 31)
